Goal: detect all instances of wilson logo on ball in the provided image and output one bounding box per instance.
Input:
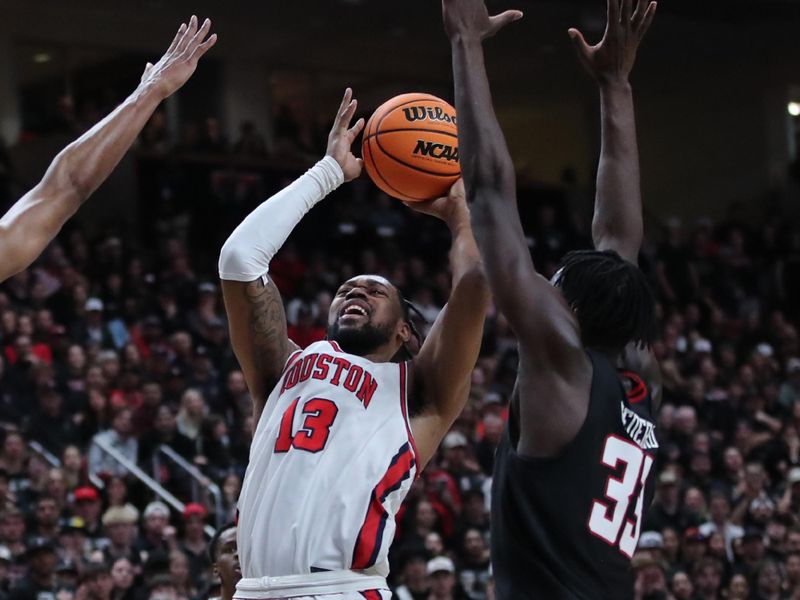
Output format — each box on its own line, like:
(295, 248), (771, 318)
(413, 140), (459, 162)
(402, 106), (457, 125)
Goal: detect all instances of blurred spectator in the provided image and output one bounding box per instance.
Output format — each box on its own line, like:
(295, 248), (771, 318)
(88, 408), (138, 478)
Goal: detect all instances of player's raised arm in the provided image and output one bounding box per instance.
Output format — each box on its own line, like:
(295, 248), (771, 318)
(406, 180), (489, 469)
(444, 0), (584, 356)
(445, 0), (594, 455)
(0, 17), (217, 283)
(219, 89), (364, 422)
(569, 0), (656, 264)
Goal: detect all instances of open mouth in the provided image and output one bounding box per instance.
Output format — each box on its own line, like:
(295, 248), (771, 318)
(339, 301), (370, 320)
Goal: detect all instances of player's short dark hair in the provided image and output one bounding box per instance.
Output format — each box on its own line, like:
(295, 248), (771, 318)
(208, 522), (236, 563)
(553, 249), (656, 351)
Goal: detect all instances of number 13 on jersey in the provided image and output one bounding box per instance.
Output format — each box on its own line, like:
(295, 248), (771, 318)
(274, 397), (339, 454)
(588, 435), (654, 558)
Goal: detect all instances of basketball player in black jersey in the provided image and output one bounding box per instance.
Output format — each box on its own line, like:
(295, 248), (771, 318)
(444, 0), (659, 597)
(0, 16), (216, 283)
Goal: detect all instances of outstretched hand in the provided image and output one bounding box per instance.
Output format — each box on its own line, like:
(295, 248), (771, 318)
(568, 0), (656, 83)
(404, 179), (469, 229)
(326, 88), (365, 183)
(442, 0), (522, 42)
(141, 15), (218, 100)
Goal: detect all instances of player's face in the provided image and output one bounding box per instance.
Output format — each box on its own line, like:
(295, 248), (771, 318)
(215, 527), (241, 587)
(328, 276), (404, 355)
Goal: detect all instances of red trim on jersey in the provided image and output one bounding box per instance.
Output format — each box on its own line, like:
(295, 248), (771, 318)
(360, 591), (382, 600)
(620, 370), (648, 404)
(352, 443), (415, 570)
(282, 350), (303, 376)
(399, 361), (420, 470)
(328, 340), (343, 353)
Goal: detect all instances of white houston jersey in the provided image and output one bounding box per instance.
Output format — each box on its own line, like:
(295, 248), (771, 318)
(237, 340), (418, 579)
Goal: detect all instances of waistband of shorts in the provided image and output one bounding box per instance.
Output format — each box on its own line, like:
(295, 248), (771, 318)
(234, 570), (388, 599)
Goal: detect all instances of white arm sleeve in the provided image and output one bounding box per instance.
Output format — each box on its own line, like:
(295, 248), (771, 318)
(218, 156), (344, 282)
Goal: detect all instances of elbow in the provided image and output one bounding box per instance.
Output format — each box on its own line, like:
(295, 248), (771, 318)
(47, 150), (89, 206)
(462, 153), (516, 198)
(218, 237), (244, 276)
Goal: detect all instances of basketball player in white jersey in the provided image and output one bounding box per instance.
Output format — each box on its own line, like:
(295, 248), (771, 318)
(218, 88), (489, 600)
(0, 16), (216, 283)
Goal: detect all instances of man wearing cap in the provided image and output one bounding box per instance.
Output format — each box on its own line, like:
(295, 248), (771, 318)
(73, 298), (116, 349)
(72, 487), (104, 542)
(681, 528), (708, 571)
(427, 556), (467, 600)
(101, 505), (141, 567)
(58, 517), (89, 570)
(637, 531), (665, 564)
(8, 537), (58, 600)
(208, 523), (238, 600)
(180, 503), (209, 586)
(440, 432), (483, 495)
(644, 470), (688, 532)
(135, 502), (174, 560)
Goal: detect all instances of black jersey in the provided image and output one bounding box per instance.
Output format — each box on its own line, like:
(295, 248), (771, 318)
(491, 350), (658, 600)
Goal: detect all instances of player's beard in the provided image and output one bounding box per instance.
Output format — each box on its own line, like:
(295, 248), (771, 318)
(327, 319), (394, 356)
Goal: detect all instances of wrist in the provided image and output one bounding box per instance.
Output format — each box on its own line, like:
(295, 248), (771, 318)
(446, 208), (472, 233)
(131, 80), (168, 108)
(598, 77), (632, 92)
(450, 33), (484, 48)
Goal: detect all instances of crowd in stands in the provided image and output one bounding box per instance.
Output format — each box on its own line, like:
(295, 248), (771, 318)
(1, 91), (800, 598)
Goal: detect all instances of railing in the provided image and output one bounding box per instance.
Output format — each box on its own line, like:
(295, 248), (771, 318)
(154, 444), (225, 529)
(28, 440), (105, 490)
(92, 437), (216, 538)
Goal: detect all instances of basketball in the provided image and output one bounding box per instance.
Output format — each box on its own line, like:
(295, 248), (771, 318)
(362, 93), (460, 203)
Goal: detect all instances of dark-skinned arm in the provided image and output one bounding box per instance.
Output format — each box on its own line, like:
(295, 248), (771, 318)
(569, 0), (657, 264)
(408, 181), (490, 470)
(444, 0), (592, 456)
(570, 0), (662, 407)
(0, 17), (216, 282)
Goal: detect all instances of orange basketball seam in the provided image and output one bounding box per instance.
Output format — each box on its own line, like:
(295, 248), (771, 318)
(362, 128), (458, 143)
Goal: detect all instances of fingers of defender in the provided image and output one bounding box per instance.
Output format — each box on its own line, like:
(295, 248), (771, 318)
(167, 23), (187, 55)
(567, 28), (591, 56)
(607, 0), (621, 27)
(176, 15), (198, 54)
(621, 0), (633, 23)
(189, 33), (218, 62)
(638, 2), (657, 37)
(186, 18), (212, 54)
(488, 10), (523, 35)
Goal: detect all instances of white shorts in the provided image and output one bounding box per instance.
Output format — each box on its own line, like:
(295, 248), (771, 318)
(234, 571), (390, 600)
(250, 593), (391, 600)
